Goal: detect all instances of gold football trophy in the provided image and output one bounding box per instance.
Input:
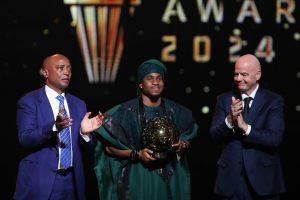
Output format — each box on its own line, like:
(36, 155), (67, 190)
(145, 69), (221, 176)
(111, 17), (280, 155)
(142, 117), (178, 160)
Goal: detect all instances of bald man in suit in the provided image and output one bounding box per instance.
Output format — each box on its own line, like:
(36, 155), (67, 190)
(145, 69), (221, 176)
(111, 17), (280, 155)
(14, 54), (104, 200)
(210, 54), (286, 200)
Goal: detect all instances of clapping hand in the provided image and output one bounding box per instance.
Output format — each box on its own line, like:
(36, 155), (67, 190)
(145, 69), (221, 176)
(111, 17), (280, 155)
(55, 106), (72, 131)
(80, 111), (104, 135)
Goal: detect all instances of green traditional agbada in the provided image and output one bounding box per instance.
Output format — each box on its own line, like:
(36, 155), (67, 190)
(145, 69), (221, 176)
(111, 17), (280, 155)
(93, 97), (198, 200)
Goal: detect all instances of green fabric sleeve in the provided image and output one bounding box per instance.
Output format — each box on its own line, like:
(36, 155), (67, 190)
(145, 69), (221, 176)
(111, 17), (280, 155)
(93, 105), (130, 200)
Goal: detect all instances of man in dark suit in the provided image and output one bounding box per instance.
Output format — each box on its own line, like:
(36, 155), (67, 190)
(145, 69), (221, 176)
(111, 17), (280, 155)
(14, 54), (104, 200)
(209, 54), (286, 200)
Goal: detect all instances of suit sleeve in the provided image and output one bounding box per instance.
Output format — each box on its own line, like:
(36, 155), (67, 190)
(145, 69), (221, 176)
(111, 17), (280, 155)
(209, 96), (235, 144)
(16, 96), (56, 148)
(243, 95), (285, 149)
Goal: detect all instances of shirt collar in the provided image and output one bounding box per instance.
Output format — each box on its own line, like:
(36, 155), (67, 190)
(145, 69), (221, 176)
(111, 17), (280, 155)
(241, 84), (259, 100)
(45, 85), (65, 101)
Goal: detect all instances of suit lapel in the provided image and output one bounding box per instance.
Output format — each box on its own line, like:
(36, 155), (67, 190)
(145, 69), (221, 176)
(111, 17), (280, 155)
(247, 88), (265, 124)
(38, 86), (55, 122)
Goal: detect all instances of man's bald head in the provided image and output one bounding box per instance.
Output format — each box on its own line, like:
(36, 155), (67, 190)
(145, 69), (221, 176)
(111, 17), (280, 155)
(40, 54), (72, 94)
(235, 54), (261, 72)
(42, 54), (69, 70)
(234, 54), (262, 95)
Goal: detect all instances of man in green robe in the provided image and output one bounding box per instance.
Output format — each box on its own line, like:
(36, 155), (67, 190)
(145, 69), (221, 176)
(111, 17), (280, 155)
(93, 59), (199, 200)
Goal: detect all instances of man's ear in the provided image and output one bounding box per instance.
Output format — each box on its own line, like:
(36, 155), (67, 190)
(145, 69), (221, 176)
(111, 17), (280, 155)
(256, 70), (261, 81)
(40, 68), (48, 78)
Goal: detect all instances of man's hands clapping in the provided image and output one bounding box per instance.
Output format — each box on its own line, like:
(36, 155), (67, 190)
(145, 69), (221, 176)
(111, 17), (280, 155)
(55, 106), (72, 131)
(227, 96), (248, 132)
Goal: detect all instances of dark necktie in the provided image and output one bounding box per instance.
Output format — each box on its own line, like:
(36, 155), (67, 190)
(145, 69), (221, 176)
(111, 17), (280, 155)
(56, 95), (72, 169)
(243, 97), (253, 121)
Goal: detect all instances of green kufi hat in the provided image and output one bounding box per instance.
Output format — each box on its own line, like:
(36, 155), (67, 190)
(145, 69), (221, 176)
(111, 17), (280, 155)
(137, 59), (167, 83)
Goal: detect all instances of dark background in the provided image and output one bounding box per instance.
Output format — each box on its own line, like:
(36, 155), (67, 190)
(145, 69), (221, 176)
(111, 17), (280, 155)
(1, 0), (299, 199)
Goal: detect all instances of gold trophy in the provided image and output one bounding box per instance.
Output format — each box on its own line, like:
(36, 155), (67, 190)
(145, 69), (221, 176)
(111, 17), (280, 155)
(142, 117), (178, 160)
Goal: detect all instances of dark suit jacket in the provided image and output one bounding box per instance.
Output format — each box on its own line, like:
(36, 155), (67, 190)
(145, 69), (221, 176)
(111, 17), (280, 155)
(209, 87), (286, 197)
(14, 86), (90, 200)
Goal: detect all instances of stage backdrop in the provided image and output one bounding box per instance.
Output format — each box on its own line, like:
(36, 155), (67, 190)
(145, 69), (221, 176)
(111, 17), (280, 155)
(1, 0), (299, 199)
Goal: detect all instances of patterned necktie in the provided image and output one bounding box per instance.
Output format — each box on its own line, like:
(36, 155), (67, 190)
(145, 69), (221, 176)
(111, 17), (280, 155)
(243, 97), (253, 121)
(56, 95), (71, 169)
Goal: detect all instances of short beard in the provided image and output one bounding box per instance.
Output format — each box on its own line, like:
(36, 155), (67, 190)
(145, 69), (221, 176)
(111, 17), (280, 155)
(149, 94), (160, 102)
(141, 90), (161, 102)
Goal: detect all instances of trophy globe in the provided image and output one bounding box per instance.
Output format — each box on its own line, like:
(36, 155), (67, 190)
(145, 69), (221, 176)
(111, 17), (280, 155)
(142, 116), (178, 160)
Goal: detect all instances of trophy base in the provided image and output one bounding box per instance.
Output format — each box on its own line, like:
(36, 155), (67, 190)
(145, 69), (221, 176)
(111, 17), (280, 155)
(152, 152), (167, 160)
